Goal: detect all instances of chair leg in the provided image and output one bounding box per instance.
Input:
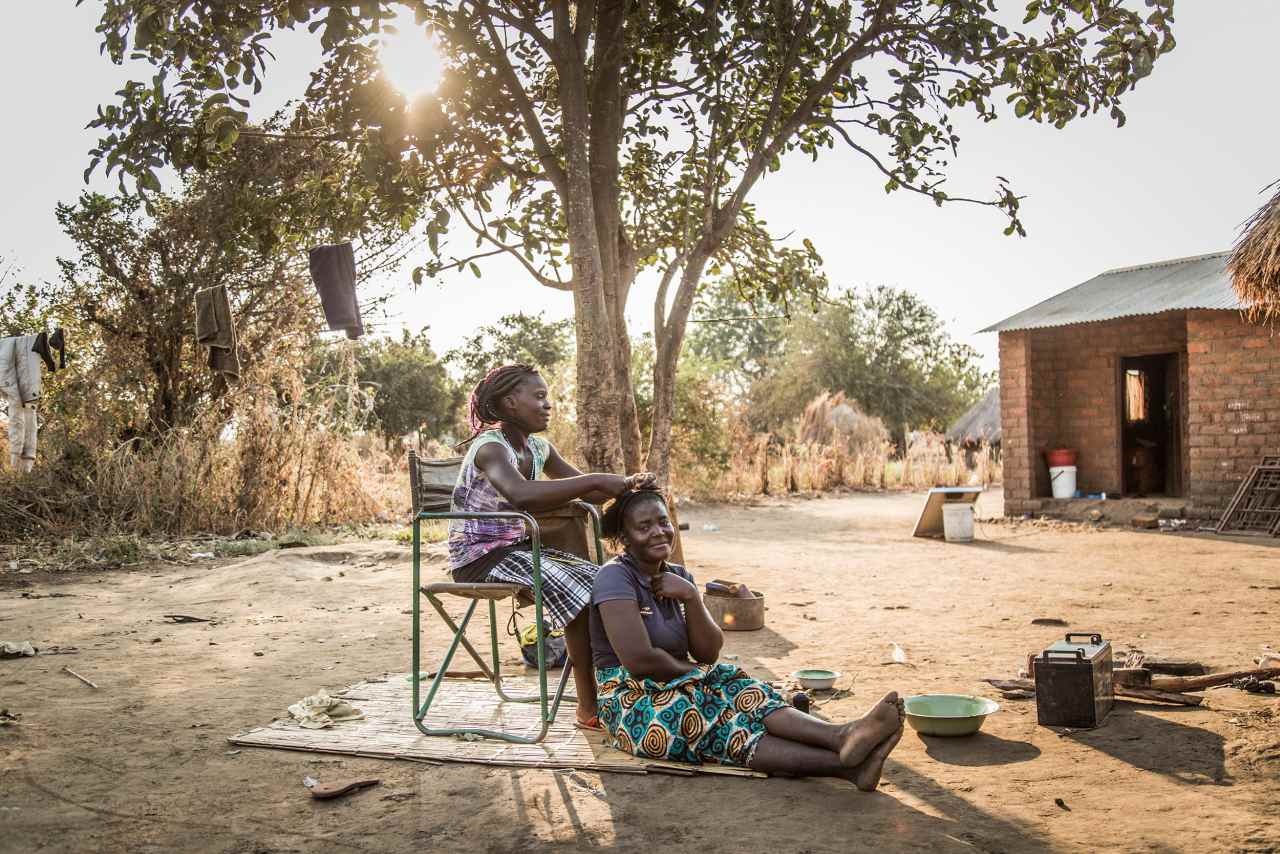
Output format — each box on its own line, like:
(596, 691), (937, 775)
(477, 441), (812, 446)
(424, 594), (499, 679)
(413, 595), (574, 744)
(415, 599), (479, 724)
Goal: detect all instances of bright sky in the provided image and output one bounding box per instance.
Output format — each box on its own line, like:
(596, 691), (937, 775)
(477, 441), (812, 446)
(3, 3), (1278, 371)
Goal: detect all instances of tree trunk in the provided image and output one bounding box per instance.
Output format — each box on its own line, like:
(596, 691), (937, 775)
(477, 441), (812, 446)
(646, 251), (711, 484)
(588, 0), (642, 473)
(558, 4), (624, 473)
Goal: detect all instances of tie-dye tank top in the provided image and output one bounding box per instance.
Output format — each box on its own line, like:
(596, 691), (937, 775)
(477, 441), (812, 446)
(448, 429), (549, 571)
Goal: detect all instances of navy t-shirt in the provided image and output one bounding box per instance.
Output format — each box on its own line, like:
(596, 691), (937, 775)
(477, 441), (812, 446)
(589, 555), (695, 671)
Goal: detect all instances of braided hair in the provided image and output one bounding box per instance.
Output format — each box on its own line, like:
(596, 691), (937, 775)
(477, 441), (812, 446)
(601, 489), (667, 546)
(456, 364), (540, 448)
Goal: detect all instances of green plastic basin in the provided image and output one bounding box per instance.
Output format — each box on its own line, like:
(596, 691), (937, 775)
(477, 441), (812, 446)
(791, 669), (841, 691)
(904, 694), (1000, 737)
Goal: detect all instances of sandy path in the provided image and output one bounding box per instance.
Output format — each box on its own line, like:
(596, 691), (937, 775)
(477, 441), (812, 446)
(2, 490), (1278, 853)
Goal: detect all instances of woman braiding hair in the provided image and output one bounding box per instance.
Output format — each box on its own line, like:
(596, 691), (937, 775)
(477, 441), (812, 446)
(447, 362), (656, 731)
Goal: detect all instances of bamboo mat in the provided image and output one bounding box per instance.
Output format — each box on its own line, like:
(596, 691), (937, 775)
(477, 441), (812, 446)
(229, 674), (765, 778)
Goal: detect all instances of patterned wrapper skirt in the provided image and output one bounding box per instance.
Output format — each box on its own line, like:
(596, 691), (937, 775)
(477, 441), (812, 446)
(596, 663), (789, 767)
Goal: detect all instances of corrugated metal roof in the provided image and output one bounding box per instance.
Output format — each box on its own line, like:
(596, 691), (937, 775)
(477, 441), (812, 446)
(981, 251), (1244, 333)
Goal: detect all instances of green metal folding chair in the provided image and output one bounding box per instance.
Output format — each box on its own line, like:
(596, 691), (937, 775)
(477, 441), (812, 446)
(407, 450), (604, 744)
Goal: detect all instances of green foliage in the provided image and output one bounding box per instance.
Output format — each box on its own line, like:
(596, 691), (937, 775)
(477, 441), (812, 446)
(632, 337), (733, 474)
(446, 312), (575, 389)
(354, 330), (462, 444)
(686, 278), (802, 394)
(750, 287), (993, 450)
(82, 0), (1176, 470)
(85, 1), (1175, 249)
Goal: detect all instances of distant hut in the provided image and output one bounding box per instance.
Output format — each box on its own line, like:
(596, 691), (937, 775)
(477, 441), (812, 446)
(946, 388), (1001, 448)
(945, 387), (1001, 465)
(1230, 180), (1280, 322)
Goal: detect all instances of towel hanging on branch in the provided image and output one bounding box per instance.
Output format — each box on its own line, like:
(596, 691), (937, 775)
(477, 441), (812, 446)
(194, 285), (241, 381)
(308, 242), (364, 340)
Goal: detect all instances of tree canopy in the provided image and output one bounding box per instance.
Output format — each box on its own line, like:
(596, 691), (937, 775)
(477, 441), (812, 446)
(446, 311), (575, 388)
(749, 286), (992, 451)
(84, 0), (1175, 476)
(354, 329), (462, 444)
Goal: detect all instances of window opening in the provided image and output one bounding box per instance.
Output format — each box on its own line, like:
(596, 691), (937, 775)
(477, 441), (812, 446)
(1125, 369), (1148, 424)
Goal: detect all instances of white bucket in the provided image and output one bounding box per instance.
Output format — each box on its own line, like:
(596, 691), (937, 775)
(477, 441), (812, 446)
(942, 503), (974, 543)
(1049, 465), (1077, 499)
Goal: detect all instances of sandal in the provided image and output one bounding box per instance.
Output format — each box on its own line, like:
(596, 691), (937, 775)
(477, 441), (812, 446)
(574, 715), (604, 732)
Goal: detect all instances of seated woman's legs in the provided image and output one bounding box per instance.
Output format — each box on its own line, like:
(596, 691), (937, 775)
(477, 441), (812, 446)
(750, 722), (904, 791)
(762, 692), (902, 766)
(746, 692), (906, 790)
(563, 609), (598, 722)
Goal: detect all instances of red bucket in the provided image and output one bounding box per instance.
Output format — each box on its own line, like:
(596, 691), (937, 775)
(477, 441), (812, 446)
(1044, 448), (1077, 468)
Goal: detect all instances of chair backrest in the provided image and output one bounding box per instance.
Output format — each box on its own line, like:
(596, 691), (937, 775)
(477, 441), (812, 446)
(408, 450), (464, 515)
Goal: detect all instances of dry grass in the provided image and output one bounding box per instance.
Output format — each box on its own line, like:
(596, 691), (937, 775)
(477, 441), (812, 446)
(674, 393), (1000, 501)
(0, 358), (407, 540)
(1231, 179), (1280, 322)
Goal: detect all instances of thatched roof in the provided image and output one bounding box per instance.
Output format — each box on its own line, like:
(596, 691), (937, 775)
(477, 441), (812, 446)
(946, 387), (1000, 446)
(1230, 180), (1280, 320)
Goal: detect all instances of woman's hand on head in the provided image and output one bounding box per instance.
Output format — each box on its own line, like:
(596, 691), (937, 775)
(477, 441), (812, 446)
(598, 474), (631, 498)
(625, 472), (658, 491)
(653, 572), (697, 603)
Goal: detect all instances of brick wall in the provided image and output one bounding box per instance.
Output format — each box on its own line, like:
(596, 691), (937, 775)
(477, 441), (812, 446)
(998, 331), (1035, 514)
(1185, 310), (1280, 515)
(999, 312), (1189, 512)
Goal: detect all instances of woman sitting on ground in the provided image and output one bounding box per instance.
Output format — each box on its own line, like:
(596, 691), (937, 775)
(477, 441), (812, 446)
(590, 489), (905, 788)
(449, 364), (655, 731)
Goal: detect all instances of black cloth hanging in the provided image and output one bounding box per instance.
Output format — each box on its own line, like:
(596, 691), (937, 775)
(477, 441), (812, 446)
(30, 329), (66, 373)
(308, 242), (364, 339)
(194, 285), (241, 381)
(31, 333), (55, 373)
(49, 328), (66, 370)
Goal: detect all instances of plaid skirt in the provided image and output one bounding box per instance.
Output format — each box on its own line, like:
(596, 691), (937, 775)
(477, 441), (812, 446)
(473, 546), (597, 630)
(596, 663), (789, 767)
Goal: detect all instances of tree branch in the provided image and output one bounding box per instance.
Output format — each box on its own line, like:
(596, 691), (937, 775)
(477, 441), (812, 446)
(448, 189), (573, 291)
(470, 4), (569, 200)
(826, 120), (1013, 208)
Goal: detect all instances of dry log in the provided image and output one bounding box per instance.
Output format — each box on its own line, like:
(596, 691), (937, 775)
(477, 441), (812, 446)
(1113, 668), (1152, 687)
(1145, 659), (1207, 676)
(1150, 667), (1280, 692)
(1115, 687), (1203, 706)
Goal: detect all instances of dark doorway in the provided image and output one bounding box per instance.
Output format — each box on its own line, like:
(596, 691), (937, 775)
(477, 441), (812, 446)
(1120, 353), (1182, 497)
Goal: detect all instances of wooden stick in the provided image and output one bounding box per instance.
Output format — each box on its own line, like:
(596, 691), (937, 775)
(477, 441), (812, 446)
(1150, 667), (1280, 693)
(1116, 686), (1202, 706)
(62, 666), (98, 689)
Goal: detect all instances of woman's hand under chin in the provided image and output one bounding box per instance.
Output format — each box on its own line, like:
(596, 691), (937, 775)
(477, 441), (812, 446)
(653, 572), (697, 603)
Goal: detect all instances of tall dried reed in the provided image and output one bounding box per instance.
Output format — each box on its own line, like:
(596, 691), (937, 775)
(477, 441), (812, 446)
(0, 351), (401, 537)
(673, 392), (1000, 501)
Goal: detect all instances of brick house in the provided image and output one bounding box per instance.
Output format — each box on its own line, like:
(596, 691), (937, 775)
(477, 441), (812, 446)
(984, 252), (1280, 518)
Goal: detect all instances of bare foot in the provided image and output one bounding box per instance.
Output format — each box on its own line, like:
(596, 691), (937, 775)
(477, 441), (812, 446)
(853, 721), (904, 791)
(838, 692), (901, 767)
(576, 701), (600, 728)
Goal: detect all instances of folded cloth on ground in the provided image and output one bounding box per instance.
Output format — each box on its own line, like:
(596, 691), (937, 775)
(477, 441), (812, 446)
(194, 285), (241, 380)
(1, 641), (37, 659)
(308, 242), (364, 339)
(287, 692), (365, 729)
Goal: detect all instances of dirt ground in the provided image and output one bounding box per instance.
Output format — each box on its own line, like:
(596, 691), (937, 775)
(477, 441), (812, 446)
(3, 489), (1280, 854)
